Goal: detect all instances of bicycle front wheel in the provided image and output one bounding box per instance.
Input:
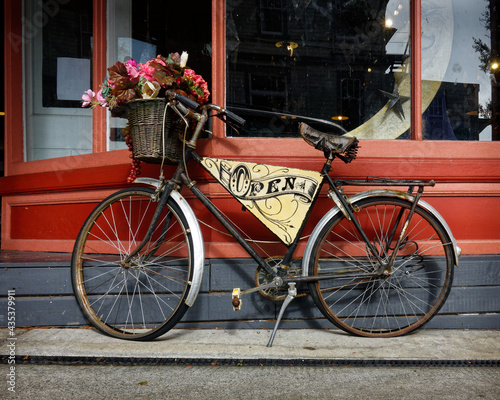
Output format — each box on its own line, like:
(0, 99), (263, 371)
(72, 187), (194, 340)
(308, 196), (454, 337)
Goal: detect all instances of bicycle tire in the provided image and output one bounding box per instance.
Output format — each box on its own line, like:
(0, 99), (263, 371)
(308, 196), (454, 337)
(71, 187), (194, 340)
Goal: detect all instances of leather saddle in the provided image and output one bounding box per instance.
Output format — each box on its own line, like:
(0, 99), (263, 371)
(299, 122), (359, 163)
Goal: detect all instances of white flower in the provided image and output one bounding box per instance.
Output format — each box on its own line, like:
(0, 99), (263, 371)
(141, 81), (161, 99)
(180, 51), (189, 68)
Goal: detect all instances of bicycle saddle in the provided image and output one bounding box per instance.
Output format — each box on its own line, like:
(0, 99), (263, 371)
(299, 122), (359, 163)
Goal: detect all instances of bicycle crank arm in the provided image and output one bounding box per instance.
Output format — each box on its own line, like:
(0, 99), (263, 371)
(239, 278), (284, 297)
(231, 280), (284, 311)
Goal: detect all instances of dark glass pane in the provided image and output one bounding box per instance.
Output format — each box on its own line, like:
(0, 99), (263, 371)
(129, 0), (211, 84)
(42, 0), (93, 108)
(107, 0), (212, 149)
(226, 0), (411, 138)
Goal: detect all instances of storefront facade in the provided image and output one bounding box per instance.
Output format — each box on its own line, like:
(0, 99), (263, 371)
(1, 1), (499, 329)
(2, 0), (499, 255)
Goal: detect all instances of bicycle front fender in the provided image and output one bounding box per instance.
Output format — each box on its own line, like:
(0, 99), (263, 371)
(134, 177), (205, 307)
(302, 189), (461, 277)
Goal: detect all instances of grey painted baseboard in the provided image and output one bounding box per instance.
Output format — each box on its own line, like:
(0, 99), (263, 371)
(0, 254), (499, 329)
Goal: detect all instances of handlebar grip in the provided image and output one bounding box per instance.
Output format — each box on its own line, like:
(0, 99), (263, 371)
(174, 93), (200, 111)
(224, 110), (246, 127)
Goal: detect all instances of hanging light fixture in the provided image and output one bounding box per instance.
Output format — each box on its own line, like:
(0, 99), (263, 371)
(275, 41), (299, 57)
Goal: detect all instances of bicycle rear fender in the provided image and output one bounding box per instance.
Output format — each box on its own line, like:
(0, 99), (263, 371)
(302, 189), (461, 277)
(134, 177), (205, 307)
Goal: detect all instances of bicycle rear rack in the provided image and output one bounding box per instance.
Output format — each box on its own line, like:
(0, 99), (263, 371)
(334, 176), (435, 187)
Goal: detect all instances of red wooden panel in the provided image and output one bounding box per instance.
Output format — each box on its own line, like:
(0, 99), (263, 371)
(10, 203), (98, 240)
(427, 197), (500, 240)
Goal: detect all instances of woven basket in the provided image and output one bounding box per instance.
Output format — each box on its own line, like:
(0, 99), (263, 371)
(126, 98), (187, 164)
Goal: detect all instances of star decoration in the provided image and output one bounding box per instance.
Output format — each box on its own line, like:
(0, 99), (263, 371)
(379, 84), (410, 120)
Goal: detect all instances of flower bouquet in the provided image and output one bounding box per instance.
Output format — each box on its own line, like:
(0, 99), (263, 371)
(82, 52), (210, 182)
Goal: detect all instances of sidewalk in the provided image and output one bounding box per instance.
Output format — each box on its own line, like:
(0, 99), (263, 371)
(1, 328), (499, 365)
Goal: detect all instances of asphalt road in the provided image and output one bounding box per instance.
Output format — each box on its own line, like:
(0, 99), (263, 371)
(3, 364), (499, 400)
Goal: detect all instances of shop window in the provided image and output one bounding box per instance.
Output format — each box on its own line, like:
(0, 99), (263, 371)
(23, 0), (93, 161)
(106, 0), (212, 151)
(421, 0), (498, 141)
(226, 0), (411, 139)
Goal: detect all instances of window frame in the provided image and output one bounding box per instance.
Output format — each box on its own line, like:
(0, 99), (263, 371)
(2, 0), (499, 180)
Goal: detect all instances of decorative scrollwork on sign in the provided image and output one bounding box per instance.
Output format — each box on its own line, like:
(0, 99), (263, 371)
(201, 157), (323, 245)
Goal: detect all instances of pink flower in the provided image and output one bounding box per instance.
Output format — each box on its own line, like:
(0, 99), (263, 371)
(182, 69), (210, 104)
(154, 56), (166, 66)
(125, 59), (137, 68)
(82, 89), (95, 107)
(125, 60), (140, 83)
(96, 89), (107, 107)
(138, 62), (156, 82)
(184, 69), (196, 79)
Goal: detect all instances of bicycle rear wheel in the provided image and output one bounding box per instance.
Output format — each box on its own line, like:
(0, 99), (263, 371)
(308, 196), (454, 337)
(72, 187), (194, 340)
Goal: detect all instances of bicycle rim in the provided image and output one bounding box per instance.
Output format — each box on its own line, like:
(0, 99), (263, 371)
(309, 196), (454, 337)
(71, 187), (194, 340)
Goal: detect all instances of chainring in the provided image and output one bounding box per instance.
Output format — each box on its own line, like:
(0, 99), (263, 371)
(254, 257), (302, 301)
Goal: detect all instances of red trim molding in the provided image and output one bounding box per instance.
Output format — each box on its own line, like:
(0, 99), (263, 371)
(92, 0), (108, 154)
(411, 0), (422, 140)
(4, 0), (24, 174)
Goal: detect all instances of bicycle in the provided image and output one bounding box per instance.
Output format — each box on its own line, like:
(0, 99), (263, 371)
(71, 91), (461, 347)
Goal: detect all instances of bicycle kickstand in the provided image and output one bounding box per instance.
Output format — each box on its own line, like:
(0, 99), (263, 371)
(267, 282), (297, 348)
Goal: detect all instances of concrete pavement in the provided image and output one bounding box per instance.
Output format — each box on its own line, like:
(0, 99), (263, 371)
(1, 328), (499, 400)
(1, 327), (499, 364)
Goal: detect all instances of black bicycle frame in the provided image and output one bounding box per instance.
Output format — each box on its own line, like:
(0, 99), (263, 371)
(127, 146), (435, 284)
(182, 150), (324, 278)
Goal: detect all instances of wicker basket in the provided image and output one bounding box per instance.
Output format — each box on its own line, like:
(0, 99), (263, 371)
(126, 98), (188, 164)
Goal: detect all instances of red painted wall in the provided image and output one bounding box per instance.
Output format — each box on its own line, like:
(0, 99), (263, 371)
(1, 0), (499, 256)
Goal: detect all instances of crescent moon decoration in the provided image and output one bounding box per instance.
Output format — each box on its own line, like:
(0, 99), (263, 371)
(345, 0), (454, 140)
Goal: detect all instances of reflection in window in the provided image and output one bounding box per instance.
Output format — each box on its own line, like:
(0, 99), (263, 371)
(106, 0), (211, 150)
(226, 0), (411, 139)
(422, 0), (498, 141)
(260, 0), (285, 35)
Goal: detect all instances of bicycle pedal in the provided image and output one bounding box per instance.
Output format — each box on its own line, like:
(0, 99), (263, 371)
(232, 288), (242, 311)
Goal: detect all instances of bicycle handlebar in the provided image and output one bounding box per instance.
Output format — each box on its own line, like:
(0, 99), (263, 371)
(172, 92), (201, 112)
(221, 109), (246, 127)
(167, 90), (246, 129)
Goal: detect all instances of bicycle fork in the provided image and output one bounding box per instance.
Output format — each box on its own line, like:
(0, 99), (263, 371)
(121, 179), (177, 267)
